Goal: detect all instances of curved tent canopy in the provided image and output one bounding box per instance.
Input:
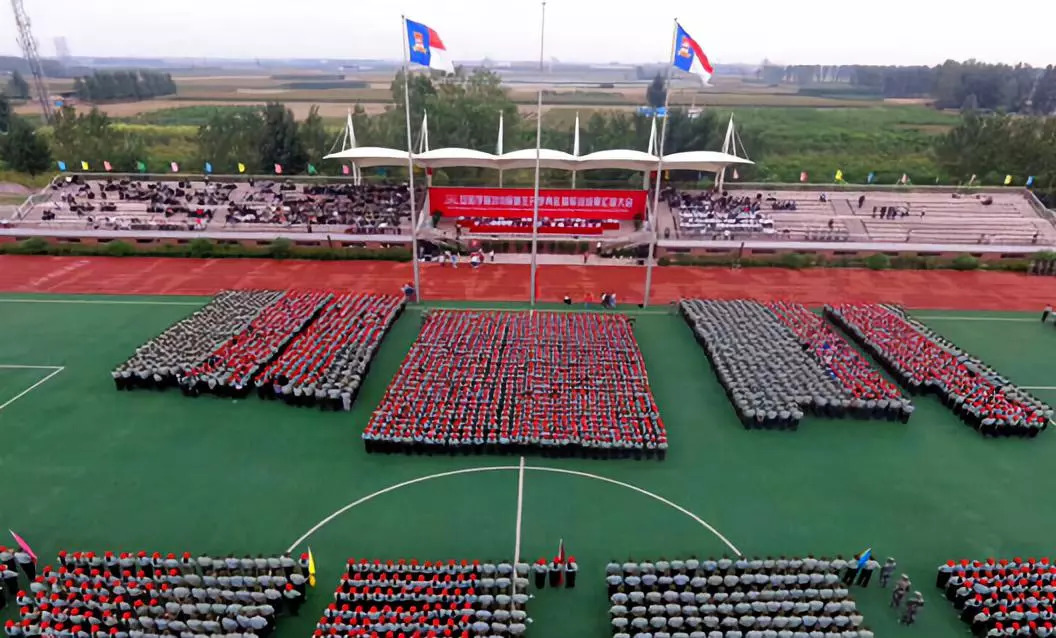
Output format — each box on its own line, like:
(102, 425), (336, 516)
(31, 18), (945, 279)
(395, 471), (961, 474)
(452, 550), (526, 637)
(575, 149), (659, 172)
(322, 146), (409, 167)
(497, 148), (580, 171)
(415, 148), (499, 169)
(661, 150), (754, 172)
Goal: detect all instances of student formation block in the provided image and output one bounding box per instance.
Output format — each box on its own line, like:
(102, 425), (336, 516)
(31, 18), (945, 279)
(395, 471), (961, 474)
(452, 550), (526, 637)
(112, 290), (404, 411)
(363, 310), (667, 459)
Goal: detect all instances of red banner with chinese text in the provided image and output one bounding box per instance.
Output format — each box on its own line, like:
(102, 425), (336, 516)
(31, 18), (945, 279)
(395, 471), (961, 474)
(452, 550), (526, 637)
(429, 187), (647, 220)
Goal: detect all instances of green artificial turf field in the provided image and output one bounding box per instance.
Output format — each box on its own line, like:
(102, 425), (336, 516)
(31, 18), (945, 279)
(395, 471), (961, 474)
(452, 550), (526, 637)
(1, 294), (1054, 638)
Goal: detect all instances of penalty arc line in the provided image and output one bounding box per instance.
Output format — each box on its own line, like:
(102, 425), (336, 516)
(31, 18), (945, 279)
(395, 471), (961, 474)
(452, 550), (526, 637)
(0, 366), (64, 413)
(285, 464), (742, 557)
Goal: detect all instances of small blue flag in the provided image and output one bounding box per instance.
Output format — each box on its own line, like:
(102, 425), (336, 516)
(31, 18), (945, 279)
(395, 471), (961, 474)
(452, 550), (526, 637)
(866, 172), (875, 184)
(57, 161), (67, 171)
(856, 548), (872, 569)
(204, 162), (213, 174)
(1026, 176), (1035, 187)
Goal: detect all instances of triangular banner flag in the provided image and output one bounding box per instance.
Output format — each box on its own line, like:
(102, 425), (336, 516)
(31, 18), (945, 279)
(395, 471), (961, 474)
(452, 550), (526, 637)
(170, 162), (179, 173)
(308, 164), (318, 175)
(1026, 176), (1035, 187)
(237, 162), (246, 174)
(274, 164), (283, 175)
(57, 161), (67, 171)
(103, 161), (112, 172)
(204, 162), (213, 174)
(136, 161), (147, 173)
(342, 165), (351, 175)
(1004, 174), (1013, 185)
(80, 161), (89, 171)
(799, 171), (808, 183)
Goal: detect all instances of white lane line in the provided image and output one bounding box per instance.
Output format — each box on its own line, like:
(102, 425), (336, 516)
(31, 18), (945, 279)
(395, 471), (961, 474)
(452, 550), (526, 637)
(511, 456), (526, 613)
(410, 305), (670, 316)
(0, 298), (204, 306)
(0, 366), (64, 412)
(286, 464), (742, 557)
(914, 315), (1036, 322)
(0, 364), (64, 370)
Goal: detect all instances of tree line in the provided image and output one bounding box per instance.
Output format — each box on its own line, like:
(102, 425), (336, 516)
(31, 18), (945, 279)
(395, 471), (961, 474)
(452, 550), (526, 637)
(73, 70), (177, 103)
(757, 60), (1056, 114)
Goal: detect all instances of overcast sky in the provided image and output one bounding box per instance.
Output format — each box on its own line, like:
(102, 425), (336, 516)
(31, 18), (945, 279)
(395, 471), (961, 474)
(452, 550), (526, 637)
(2, 0), (1053, 67)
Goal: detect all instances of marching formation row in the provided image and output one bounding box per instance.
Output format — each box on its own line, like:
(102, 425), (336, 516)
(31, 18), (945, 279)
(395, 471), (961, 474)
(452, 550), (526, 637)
(11, 551), (312, 638)
(827, 304), (1050, 438)
(112, 291), (403, 411)
(607, 556), (877, 638)
(363, 311), (667, 458)
(315, 559), (530, 638)
(679, 299), (913, 431)
(937, 557), (1056, 637)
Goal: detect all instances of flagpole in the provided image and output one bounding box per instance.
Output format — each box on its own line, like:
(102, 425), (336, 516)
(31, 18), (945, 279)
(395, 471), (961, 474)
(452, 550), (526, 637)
(497, 111), (504, 187)
(528, 0), (546, 306)
(401, 15), (423, 302)
(642, 18), (679, 308)
(571, 111), (579, 189)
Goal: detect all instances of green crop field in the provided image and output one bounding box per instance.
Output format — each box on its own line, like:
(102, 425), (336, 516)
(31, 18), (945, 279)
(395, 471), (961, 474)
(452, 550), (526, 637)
(2, 294), (1050, 638)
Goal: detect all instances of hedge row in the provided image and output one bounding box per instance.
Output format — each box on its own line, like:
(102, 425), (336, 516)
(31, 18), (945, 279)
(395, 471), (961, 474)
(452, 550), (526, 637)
(0, 237), (414, 262)
(659, 252), (1034, 272)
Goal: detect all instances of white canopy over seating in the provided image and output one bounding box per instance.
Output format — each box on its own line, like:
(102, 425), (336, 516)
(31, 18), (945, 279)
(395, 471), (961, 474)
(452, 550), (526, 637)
(324, 146), (752, 173)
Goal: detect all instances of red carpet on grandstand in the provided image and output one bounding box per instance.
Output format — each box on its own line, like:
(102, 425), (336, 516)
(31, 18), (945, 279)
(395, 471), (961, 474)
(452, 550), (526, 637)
(0, 255), (1054, 310)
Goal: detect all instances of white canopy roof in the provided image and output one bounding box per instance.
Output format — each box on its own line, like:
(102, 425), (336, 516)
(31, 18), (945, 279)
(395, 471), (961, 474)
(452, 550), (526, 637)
(497, 148), (580, 171)
(322, 146), (409, 167)
(323, 146), (753, 172)
(662, 150), (755, 172)
(575, 149), (660, 171)
(415, 148), (499, 169)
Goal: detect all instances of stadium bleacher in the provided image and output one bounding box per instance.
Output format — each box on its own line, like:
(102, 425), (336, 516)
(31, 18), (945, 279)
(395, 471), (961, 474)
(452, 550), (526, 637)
(363, 310), (667, 458)
(607, 556), (875, 638)
(826, 303), (1050, 437)
(316, 558), (530, 638)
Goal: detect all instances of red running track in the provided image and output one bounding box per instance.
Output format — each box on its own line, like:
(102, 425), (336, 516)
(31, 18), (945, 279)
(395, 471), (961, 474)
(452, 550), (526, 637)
(0, 255), (1053, 310)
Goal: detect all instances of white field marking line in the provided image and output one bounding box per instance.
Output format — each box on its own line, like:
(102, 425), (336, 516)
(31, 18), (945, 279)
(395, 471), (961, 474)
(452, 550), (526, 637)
(1021, 386), (1056, 391)
(0, 298), (203, 306)
(286, 464), (743, 557)
(0, 364), (63, 370)
(913, 315), (1036, 322)
(511, 456), (526, 614)
(0, 366), (64, 412)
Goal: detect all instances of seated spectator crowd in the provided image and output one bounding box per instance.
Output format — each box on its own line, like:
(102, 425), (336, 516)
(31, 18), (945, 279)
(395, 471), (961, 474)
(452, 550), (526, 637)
(12, 550), (311, 638)
(679, 300), (913, 431)
(665, 188), (775, 237)
(112, 290), (402, 412)
(363, 310), (667, 458)
(315, 559), (530, 638)
(607, 556), (874, 638)
(936, 556), (1056, 637)
(231, 181), (418, 234)
(765, 302), (907, 407)
(826, 304), (1051, 438)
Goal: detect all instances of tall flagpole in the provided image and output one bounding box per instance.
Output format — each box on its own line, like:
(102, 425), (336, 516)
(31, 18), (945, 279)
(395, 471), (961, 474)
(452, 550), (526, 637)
(571, 111), (580, 189)
(643, 18), (679, 308)
(401, 15), (423, 302)
(528, 1), (546, 306)
(497, 111), (505, 187)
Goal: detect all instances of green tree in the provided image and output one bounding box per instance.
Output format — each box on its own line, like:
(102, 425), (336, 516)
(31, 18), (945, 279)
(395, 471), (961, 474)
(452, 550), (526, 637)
(258, 102), (307, 173)
(646, 73), (667, 108)
(2, 116), (52, 174)
(6, 71), (29, 99)
(196, 107), (264, 173)
(0, 94), (10, 133)
(48, 105), (145, 169)
(299, 105), (330, 167)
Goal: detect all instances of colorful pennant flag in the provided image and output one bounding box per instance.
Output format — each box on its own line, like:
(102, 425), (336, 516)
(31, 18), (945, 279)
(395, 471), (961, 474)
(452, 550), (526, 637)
(57, 161), (67, 171)
(834, 169), (844, 183)
(237, 163), (246, 174)
(80, 161), (89, 171)
(557, 538), (566, 564)
(103, 161), (112, 172)
(10, 529), (36, 562)
(136, 161), (147, 173)
(1004, 174), (1013, 185)
(308, 547), (317, 588)
(799, 171), (808, 183)
(170, 162), (179, 173)
(856, 548), (872, 570)
(732, 168), (739, 180)
(1026, 176), (1035, 187)
(204, 162), (213, 174)
(867, 171), (876, 184)
(899, 173), (908, 185)
(307, 164), (318, 175)
(274, 163), (283, 175)
(342, 165), (351, 175)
